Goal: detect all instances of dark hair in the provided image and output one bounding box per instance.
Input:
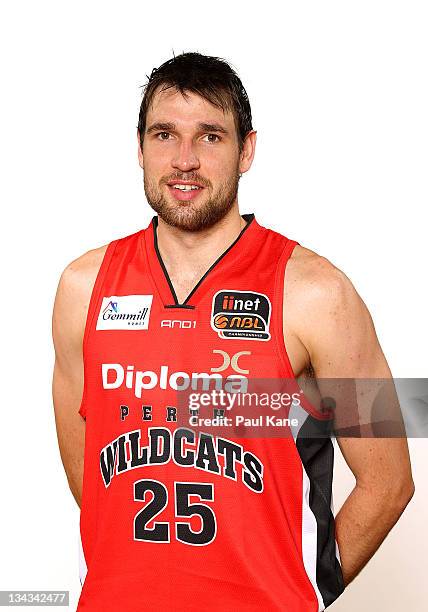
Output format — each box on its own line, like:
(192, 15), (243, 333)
(137, 51), (253, 153)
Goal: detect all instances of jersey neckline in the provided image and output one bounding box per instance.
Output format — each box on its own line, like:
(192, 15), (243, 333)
(142, 212), (260, 309)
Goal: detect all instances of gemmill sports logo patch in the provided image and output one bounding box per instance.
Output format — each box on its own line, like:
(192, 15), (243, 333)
(211, 290), (271, 341)
(96, 295), (153, 330)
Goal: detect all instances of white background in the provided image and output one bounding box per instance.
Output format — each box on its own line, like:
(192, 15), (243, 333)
(0, 1), (426, 610)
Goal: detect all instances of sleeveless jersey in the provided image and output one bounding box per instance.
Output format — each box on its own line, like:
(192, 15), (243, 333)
(76, 212), (345, 611)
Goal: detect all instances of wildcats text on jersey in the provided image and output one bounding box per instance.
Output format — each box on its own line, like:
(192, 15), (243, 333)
(99, 427), (264, 493)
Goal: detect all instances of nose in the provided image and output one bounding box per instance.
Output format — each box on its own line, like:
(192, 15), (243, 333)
(171, 139), (200, 173)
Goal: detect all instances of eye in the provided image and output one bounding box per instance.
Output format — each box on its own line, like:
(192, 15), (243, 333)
(156, 132), (171, 141)
(203, 133), (221, 143)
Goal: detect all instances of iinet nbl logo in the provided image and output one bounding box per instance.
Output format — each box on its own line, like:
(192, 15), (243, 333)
(211, 290), (271, 341)
(96, 295), (153, 330)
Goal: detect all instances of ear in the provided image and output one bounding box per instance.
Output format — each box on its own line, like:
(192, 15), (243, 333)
(238, 130), (257, 176)
(137, 130), (144, 169)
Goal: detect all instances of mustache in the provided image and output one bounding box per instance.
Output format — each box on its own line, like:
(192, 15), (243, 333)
(163, 175), (209, 187)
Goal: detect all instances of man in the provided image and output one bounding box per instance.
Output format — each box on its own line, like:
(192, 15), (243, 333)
(52, 52), (414, 611)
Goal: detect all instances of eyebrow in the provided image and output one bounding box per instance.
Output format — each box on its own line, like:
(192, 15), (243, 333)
(146, 121), (229, 135)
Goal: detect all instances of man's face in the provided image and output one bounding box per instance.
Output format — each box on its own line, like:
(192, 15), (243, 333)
(138, 87), (245, 231)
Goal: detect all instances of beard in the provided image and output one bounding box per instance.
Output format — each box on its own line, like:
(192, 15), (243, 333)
(143, 165), (241, 232)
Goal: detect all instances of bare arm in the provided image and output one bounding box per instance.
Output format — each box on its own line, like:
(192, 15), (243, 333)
(293, 255), (415, 587)
(51, 246), (107, 507)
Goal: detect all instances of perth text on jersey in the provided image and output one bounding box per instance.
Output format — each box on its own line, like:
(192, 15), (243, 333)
(96, 295), (153, 330)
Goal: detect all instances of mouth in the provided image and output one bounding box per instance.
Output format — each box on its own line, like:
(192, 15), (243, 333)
(166, 182), (205, 201)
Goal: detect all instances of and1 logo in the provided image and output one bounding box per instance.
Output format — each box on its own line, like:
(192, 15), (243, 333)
(211, 290), (271, 341)
(96, 295), (153, 330)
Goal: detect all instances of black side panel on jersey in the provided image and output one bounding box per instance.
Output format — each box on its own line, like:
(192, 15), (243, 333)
(296, 416), (345, 608)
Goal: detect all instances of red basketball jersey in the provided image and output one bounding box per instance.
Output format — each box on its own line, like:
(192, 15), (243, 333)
(76, 213), (345, 611)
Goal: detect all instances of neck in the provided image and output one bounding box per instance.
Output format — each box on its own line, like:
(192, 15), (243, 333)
(157, 207), (247, 261)
(155, 207), (248, 296)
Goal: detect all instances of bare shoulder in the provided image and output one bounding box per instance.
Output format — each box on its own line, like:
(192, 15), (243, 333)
(284, 244), (387, 376)
(281, 244), (353, 374)
(59, 243), (109, 300)
(284, 243), (366, 333)
(52, 244), (109, 355)
(284, 243), (358, 313)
